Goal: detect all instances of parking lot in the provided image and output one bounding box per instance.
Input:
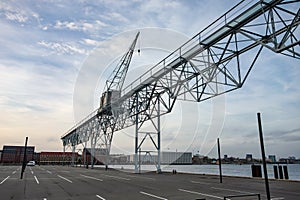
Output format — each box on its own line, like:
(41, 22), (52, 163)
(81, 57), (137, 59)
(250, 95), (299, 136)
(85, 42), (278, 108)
(0, 165), (299, 199)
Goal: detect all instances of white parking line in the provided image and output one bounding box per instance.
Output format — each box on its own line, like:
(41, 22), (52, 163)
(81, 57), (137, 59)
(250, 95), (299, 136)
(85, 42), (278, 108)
(12, 171), (16, 174)
(57, 175), (73, 183)
(190, 180), (211, 185)
(34, 176), (39, 184)
(96, 194), (106, 200)
(46, 170), (52, 174)
(80, 174), (103, 181)
(126, 175), (155, 180)
(104, 175), (130, 180)
(31, 171), (34, 174)
(140, 191), (168, 200)
(178, 188), (223, 199)
(211, 187), (252, 194)
(0, 176), (10, 184)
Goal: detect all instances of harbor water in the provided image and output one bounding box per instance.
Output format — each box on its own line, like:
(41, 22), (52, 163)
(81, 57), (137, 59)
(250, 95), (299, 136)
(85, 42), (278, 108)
(109, 164), (300, 181)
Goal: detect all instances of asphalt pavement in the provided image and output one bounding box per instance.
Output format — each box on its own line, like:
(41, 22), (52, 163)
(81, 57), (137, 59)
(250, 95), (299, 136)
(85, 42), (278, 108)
(0, 165), (299, 200)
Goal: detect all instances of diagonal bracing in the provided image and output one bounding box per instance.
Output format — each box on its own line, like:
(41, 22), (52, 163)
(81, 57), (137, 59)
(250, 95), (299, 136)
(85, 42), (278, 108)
(61, 0), (299, 172)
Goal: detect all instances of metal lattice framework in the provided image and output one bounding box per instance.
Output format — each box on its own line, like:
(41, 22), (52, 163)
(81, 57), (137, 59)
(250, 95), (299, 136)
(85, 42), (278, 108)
(61, 0), (300, 172)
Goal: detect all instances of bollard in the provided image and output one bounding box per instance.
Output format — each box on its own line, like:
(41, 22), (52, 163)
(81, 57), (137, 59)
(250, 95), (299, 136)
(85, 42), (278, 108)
(251, 165), (262, 178)
(278, 165), (283, 179)
(283, 165), (289, 180)
(273, 165), (278, 179)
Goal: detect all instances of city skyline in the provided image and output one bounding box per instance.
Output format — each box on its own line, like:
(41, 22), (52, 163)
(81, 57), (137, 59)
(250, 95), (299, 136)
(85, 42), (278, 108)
(0, 0), (299, 158)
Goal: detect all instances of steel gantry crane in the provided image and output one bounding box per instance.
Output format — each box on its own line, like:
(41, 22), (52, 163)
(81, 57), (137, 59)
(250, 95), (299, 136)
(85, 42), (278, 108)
(61, 0), (299, 173)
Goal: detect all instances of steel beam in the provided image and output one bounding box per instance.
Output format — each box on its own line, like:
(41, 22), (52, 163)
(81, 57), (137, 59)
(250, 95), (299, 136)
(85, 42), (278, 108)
(61, 0), (300, 171)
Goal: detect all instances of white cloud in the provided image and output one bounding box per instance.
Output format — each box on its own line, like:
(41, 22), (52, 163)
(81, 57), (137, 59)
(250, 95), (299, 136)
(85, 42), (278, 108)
(0, 2), (28, 23)
(38, 40), (88, 55)
(54, 19), (108, 32)
(82, 38), (101, 46)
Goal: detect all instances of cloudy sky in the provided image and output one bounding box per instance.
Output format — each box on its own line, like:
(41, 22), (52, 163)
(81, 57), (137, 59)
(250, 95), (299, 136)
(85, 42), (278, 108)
(0, 0), (299, 159)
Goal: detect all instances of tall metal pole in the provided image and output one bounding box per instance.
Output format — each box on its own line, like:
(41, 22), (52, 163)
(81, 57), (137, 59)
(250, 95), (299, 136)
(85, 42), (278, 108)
(20, 137), (28, 179)
(257, 113), (271, 200)
(217, 138), (222, 183)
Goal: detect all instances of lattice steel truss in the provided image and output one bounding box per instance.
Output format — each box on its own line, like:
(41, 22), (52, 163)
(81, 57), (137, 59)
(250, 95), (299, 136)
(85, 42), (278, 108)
(61, 0), (299, 172)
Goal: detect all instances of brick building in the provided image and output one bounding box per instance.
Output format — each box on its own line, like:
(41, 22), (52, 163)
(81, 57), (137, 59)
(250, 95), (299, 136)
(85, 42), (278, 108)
(81, 148), (107, 165)
(1, 145), (35, 164)
(39, 152), (78, 165)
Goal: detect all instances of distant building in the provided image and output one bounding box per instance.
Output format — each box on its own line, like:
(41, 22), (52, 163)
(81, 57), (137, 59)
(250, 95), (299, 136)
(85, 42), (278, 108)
(129, 151), (192, 165)
(81, 148), (107, 165)
(39, 152), (78, 165)
(162, 152), (192, 164)
(34, 152), (40, 163)
(1, 145), (35, 164)
(246, 154), (253, 162)
(268, 155), (276, 163)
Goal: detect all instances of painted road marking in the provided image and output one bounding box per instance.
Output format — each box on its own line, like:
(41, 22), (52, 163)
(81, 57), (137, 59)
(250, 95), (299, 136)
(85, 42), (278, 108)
(0, 176), (10, 184)
(31, 171), (34, 174)
(140, 191), (168, 200)
(80, 174), (103, 181)
(190, 180), (211, 185)
(178, 188), (223, 199)
(271, 198), (285, 200)
(12, 171), (16, 174)
(34, 176), (39, 184)
(104, 175), (130, 180)
(211, 187), (253, 194)
(96, 194), (106, 200)
(126, 175), (155, 180)
(60, 170), (70, 173)
(46, 170), (52, 174)
(57, 175), (72, 183)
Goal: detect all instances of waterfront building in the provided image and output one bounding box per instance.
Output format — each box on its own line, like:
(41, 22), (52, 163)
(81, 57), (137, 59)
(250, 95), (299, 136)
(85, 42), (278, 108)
(129, 151), (192, 165)
(39, 151), (78, 165)
(81, 148), (108, 165)
(246, 154), (253, 162)
(162, 152), (192, 164)
(268, 155), (276, 163)
(1, 145), (35, 164)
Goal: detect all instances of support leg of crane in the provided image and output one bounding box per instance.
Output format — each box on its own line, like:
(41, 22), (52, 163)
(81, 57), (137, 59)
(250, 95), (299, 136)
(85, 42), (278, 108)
(63, 145), (66, 166)
(91, 133), (96, 169)
(134, 95), (139, 174)
(157, 95), (161, 174)
(84, 141), (88, 168)
(105, 135), (110, 170)
(71, 144), (76, 167)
